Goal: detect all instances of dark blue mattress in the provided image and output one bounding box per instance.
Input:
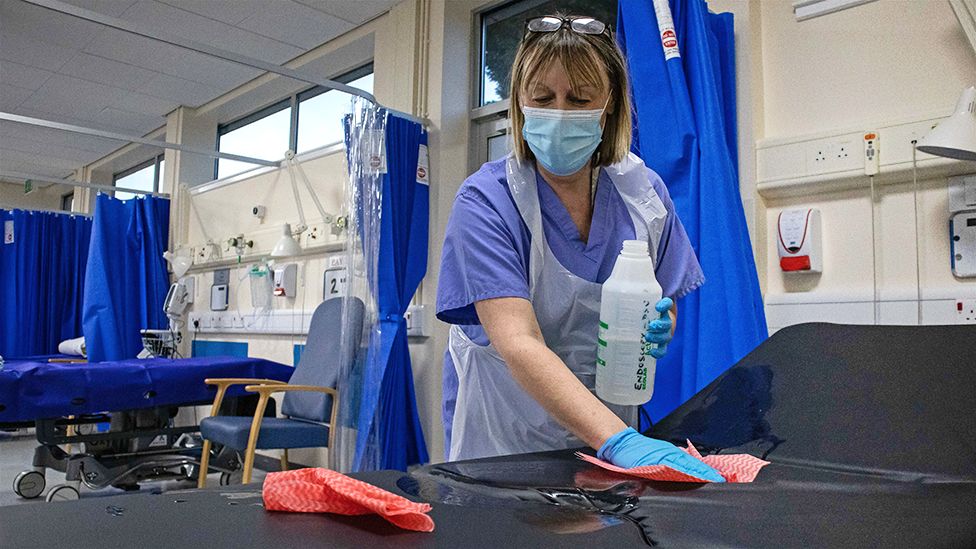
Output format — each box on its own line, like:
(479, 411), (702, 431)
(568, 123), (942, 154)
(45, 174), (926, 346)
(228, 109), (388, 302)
(0, 356), (293, 423)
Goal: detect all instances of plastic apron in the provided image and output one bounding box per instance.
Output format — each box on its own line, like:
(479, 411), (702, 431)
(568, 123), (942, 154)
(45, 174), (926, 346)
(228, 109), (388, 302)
(448, 152), (669, 461)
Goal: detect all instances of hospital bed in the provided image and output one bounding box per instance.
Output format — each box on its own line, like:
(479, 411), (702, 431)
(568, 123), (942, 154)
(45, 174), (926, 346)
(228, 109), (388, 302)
(0, 355), (292, 501)
(2, 323), (973, 547)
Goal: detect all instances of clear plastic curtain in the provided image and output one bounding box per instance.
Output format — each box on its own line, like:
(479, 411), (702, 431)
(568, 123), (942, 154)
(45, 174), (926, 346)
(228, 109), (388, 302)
(333, 98), (430, 472)
(332, 97), (386, 472)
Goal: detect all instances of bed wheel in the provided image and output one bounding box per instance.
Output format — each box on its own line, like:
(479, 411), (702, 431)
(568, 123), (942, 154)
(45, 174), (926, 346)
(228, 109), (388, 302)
(45, 484), (80, 502)
(219, 470), (242, 486)
(13, 471), (45, 499)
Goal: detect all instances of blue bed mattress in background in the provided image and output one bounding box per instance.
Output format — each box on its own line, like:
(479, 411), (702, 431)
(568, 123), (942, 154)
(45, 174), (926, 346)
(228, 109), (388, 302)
(0, 356), (293, 423)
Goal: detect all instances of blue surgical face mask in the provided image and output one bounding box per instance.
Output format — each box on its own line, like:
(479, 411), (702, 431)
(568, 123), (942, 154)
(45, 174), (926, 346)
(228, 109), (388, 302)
(521, 103), (606, 176)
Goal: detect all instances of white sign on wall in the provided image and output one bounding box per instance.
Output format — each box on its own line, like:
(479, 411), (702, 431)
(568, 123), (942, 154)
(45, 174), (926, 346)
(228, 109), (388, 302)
(324, 267), (348, 298)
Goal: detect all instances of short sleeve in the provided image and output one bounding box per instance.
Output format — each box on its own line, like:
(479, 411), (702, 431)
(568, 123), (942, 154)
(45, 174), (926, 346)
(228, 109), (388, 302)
(650, 175), (705, 300)
(436, 187), (531, 325)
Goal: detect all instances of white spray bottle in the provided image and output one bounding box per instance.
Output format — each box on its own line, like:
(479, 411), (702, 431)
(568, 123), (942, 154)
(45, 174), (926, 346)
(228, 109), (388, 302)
(596, 239), (662, 406)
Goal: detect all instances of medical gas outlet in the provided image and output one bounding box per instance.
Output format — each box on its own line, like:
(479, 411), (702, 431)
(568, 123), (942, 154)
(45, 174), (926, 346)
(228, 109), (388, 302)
(273, 264), (297, 297)
(777, 209), (823, 273)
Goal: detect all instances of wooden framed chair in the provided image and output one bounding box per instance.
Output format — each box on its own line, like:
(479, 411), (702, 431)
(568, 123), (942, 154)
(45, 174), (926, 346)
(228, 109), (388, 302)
(196, 296), (364, 487)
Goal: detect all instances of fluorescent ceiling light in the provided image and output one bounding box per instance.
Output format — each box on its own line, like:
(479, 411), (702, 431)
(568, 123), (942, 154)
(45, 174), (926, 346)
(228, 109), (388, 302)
(793, 0), (877, 21)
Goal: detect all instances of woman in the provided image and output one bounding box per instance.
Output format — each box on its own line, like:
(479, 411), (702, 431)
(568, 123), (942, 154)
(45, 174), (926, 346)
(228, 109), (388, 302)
(436, 15), (722, 481)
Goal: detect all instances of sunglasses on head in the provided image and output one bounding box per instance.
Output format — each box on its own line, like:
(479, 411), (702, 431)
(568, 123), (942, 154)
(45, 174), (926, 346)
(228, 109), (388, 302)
(524, 15), (612, 38)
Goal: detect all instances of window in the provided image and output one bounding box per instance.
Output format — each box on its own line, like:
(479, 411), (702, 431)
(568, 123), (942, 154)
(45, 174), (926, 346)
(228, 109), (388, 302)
(296, 69), (374, 154)
(60, 192), (74, 212)
(215, 100), (292, 180)
(114, 155), (164, 200)
(479, 0), (617, 106)
(215, 64), (374, 180)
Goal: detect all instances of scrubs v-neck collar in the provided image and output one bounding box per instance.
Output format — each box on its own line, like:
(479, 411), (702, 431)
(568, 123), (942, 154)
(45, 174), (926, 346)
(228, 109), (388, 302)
(535, 168), (611, 265)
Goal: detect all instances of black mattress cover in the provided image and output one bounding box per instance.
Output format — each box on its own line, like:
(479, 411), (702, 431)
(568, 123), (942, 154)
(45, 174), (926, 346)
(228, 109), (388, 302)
(2, 323), (974, 548)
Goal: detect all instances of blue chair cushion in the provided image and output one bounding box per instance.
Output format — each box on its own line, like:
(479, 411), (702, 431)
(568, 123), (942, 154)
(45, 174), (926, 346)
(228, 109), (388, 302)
(200, 416), (329, 451)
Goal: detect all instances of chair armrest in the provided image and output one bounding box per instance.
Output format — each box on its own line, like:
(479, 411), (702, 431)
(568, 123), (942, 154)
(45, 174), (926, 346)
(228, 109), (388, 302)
(203, 378), (289, 418)
(243, 384), (336, 397)
(235, 384), (340, 484)
(204, 378), (288, 389)
(244, 385), (340, 441)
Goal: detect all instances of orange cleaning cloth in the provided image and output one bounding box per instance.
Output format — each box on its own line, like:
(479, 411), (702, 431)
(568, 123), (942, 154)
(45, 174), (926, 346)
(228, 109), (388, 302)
(262, 468), (435, 532)
(577, 440), (769, 483)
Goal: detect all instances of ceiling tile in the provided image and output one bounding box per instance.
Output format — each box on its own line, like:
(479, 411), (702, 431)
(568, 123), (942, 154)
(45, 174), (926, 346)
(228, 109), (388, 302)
(23, 73), (128, 122)
(59, 0), (140, 18)
(0, 162), (74, 180)
(137, 72), (224, 106)
(0, 148), (84, 172)
(113, 92), (179, 118)
(57, 53), (159, 92)
(0, 0), (106, 50)
(235, 1), (353, 49)
(0, 29), (77, 72)
(0, 122), (120, 154)
(83, 26), (263, 88)
(295, 0), (396, 24)
(96, 107), (165, 133)
(119, 1), (303, 64)
(155, 0), (264, 25)
(0, 60), (56, 91)
(0, 134), (99, 163)
(0, 84), (34, 111)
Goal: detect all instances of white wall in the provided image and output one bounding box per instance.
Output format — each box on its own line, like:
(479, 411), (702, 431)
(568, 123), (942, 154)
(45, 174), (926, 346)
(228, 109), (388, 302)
(761, 0), (974, 138)
(0, 180), (66, 211)
(756, 0), (976, 332)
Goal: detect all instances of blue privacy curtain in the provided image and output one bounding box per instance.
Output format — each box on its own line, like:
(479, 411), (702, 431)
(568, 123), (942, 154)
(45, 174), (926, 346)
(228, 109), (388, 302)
(0, 209), (92, 358)
(352, 113), (430, 471)
(346, 109), (430, 471)
(375, 116), (430, 469)
(82, 194), (170, 362)
(618, 0), (768, 422)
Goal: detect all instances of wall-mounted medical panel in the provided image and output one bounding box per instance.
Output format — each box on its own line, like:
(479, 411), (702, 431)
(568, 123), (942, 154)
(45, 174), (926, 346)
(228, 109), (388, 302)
(756, 115), (975, 198)
(950, 210), (976, 278)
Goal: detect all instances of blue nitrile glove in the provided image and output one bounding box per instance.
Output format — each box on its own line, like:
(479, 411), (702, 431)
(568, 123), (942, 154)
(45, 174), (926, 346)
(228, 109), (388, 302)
(645, 297), (674, 359)
(598, 427), (726, 482)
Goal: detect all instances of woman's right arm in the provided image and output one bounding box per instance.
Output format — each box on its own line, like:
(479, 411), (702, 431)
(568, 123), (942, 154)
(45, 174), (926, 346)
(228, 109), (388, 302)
(475, 295), (725, 482)
(474, 296), (627, 450)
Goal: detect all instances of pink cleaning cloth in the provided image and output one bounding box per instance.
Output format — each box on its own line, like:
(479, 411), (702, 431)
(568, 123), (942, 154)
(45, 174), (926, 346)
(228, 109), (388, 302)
(263, 468), (435, 532)
(576, 440), (769, 483)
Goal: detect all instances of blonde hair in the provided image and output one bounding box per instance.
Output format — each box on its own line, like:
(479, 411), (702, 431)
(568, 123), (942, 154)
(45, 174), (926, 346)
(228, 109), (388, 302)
(509, 20), (632, 167)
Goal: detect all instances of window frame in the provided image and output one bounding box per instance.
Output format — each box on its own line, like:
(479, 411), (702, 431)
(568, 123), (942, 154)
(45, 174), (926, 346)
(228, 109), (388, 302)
(60, 192), (74, 212)
(214, 63), (375, 180)
(112, 153), (164, 197)
(214, 97), (293, 180)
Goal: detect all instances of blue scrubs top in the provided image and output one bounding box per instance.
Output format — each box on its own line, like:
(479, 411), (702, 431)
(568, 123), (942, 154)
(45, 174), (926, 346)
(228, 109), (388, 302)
(435, 157), (704, 455)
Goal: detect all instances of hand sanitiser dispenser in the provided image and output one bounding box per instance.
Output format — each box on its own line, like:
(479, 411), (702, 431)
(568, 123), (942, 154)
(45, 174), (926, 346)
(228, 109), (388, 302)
(777, 208), (823, 273)
(596, 240), (662, 406)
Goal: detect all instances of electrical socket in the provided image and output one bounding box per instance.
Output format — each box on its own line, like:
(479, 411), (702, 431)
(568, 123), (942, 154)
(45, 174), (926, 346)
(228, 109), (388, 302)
(812, 146), (827, 165)
(807, 137), (860, 175)
(831, 141), (853, 161)
(957, 299), (976, 323)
